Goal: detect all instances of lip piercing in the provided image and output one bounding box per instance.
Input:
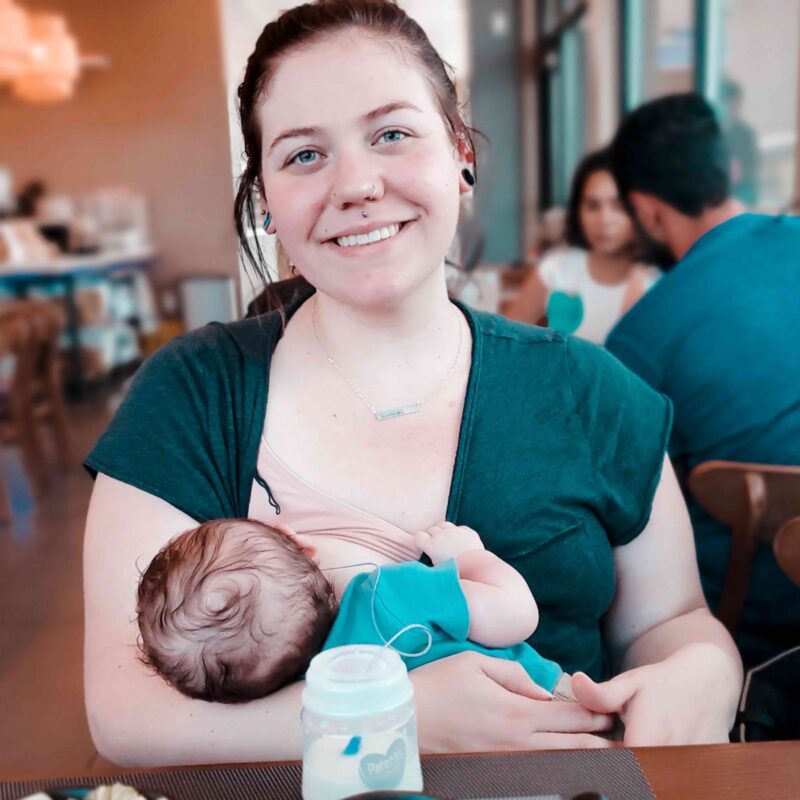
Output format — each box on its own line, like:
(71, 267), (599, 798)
(361, 210), (368, 218)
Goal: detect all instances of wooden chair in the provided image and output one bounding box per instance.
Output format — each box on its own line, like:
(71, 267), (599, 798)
(20, 299), (72, 469)
(688, 460), (800, 634)
(0, 299), (72, 509)
(0, 308), (49, 507)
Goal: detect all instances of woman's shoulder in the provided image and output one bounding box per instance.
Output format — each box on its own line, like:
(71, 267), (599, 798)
(537, 247), (587, 287)
(147, 314), (280, 374)
(467, 304), (567, 348)
(469, 306), (656, 402)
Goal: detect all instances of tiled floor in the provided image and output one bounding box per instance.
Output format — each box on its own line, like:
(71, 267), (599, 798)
(0, 394), (116, 777)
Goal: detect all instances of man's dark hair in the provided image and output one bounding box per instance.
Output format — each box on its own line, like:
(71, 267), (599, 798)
(610, 93), (731, 217)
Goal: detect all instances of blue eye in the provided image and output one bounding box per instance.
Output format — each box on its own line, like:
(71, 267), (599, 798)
(378, 130), (406, 144)
(289, 150), (319, 166)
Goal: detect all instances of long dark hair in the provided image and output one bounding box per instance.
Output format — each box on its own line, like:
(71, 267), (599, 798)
(234, 0), (479, 298)
(564, 148), (620, 249)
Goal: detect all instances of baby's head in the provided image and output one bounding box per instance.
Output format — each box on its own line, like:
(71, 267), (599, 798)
(137, 519), (336, 703)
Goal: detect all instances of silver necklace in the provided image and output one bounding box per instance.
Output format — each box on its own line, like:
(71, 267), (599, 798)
(311, 297), (464, 421)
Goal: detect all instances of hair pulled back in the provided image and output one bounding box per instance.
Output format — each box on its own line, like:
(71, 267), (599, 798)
(234, 0), (477, 287)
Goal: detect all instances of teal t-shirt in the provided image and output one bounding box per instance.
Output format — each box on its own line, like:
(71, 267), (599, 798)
(86, 289), (671, 680)
(323, 560), (564, 692)
(606, 214), (800, 665)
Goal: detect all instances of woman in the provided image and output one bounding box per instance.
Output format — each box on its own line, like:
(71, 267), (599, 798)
(506, 149), (659, 343)
(83, 0), (741, 767)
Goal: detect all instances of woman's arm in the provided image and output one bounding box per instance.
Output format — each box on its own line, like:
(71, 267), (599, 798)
(87, 476), (615, 765)
(571, 457), (743, 745)
(84, 474), (307, 766)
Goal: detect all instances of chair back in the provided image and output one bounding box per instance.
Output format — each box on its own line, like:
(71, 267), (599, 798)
(688, 460), (800, 634)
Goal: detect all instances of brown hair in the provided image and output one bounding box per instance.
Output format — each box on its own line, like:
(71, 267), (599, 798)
(137, 519), (336, 703)
(233, 0), (478, 298)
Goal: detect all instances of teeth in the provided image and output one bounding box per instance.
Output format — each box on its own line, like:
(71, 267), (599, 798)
(336, 223), (401, 248)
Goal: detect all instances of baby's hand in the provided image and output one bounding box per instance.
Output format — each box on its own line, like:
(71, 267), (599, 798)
(414, 522), (485, 565)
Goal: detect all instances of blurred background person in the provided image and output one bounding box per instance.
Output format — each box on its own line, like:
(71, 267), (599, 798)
(504, 149), (659, 344)
(722, 78), (760, 208)
(607, 92), (800, 669)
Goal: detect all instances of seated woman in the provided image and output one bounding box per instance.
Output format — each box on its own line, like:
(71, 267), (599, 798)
(83, 0), (741, 767)
(506, 149), (659, 343)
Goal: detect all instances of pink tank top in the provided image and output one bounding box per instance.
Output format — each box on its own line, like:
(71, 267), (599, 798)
(247, 437), (422, 567)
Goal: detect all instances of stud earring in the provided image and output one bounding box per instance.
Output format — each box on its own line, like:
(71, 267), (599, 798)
(461, 168), (475, 187)
(262, 212), (272, 232)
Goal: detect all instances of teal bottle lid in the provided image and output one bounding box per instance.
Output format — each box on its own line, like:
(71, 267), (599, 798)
(302, 645), (414, 718)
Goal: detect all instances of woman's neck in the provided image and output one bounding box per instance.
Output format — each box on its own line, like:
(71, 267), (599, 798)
(586, 250), (636, 286)
(309, 270), (457, 367)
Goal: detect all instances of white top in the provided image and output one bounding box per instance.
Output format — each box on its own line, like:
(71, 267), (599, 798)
(538, 247), (658, 344)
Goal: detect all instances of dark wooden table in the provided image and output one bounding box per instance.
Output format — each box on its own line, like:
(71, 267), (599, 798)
(1, 742), (798, 800)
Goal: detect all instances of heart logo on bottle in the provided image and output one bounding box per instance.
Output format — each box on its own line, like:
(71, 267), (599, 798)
(359, 738), (406, 789)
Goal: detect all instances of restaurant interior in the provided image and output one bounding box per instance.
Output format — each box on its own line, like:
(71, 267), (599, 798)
(1, 0), (799, 795)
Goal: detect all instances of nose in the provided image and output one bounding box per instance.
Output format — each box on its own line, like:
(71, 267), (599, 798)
(328, 152), (384, 210)
(597, 203), (618, 229)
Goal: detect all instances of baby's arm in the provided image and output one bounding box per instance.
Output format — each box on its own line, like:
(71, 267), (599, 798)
(414, 522), (539, 648)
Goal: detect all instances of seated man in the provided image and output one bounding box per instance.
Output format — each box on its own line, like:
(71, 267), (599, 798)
(606, 92), (800, 667)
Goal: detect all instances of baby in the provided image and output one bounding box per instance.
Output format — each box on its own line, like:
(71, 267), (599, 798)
(136, 519), (573, 703)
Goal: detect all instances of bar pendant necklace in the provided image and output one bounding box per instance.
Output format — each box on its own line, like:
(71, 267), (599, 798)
(312, 298), (463, 422)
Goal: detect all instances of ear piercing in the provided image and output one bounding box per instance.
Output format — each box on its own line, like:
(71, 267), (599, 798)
(462, 168), (475, 187)
(262, 212), (272, 231)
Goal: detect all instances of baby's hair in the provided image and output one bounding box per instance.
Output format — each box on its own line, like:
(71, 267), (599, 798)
(136, 519), (336, 703)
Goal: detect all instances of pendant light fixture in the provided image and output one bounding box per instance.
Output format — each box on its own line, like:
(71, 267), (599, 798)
(12, 12), (79, 102)
(0, 0), (30, 83)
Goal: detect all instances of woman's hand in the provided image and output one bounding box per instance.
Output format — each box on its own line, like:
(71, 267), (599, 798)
(410, 652), (615, 752)
(571, 643), (736, 746)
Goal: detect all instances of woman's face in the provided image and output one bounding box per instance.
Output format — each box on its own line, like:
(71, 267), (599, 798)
(257, 30), (467, 310)
(579, 170), (635, 257)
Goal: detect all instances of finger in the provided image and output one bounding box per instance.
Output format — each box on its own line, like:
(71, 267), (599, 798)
(526, 733), (617, 750)
(414, 531), (433, 548)
(571, 671), (638, 714)
(528, 697), (615, 733)
(476, 656), (554, 701)
(424, 523), (447, 533)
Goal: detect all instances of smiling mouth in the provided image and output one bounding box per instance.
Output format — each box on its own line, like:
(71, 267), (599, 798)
(329, 222), (409, 248)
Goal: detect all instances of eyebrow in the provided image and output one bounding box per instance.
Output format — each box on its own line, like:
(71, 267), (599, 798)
(267, 101), (423, 153)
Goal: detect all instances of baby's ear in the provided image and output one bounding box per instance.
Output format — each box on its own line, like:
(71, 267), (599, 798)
(273, 523), (317, 556)
(293, 534), (317, 556)
(271, 522), (298, 540)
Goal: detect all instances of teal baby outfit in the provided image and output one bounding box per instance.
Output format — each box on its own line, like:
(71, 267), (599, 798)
(323, 559), (564, 692)
(86, 288), (670, 680)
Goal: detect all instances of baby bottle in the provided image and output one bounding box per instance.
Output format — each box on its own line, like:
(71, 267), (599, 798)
(301, 644), (424, 800)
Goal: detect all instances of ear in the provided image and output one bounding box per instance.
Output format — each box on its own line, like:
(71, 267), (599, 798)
(456, 134), (475, 194)
(273, 523), (318, 557)
(259, 188), (277, 235)
(628, 191), (666, 242)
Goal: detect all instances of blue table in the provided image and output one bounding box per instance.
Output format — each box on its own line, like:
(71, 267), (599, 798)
(0, 248), (155, 396)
